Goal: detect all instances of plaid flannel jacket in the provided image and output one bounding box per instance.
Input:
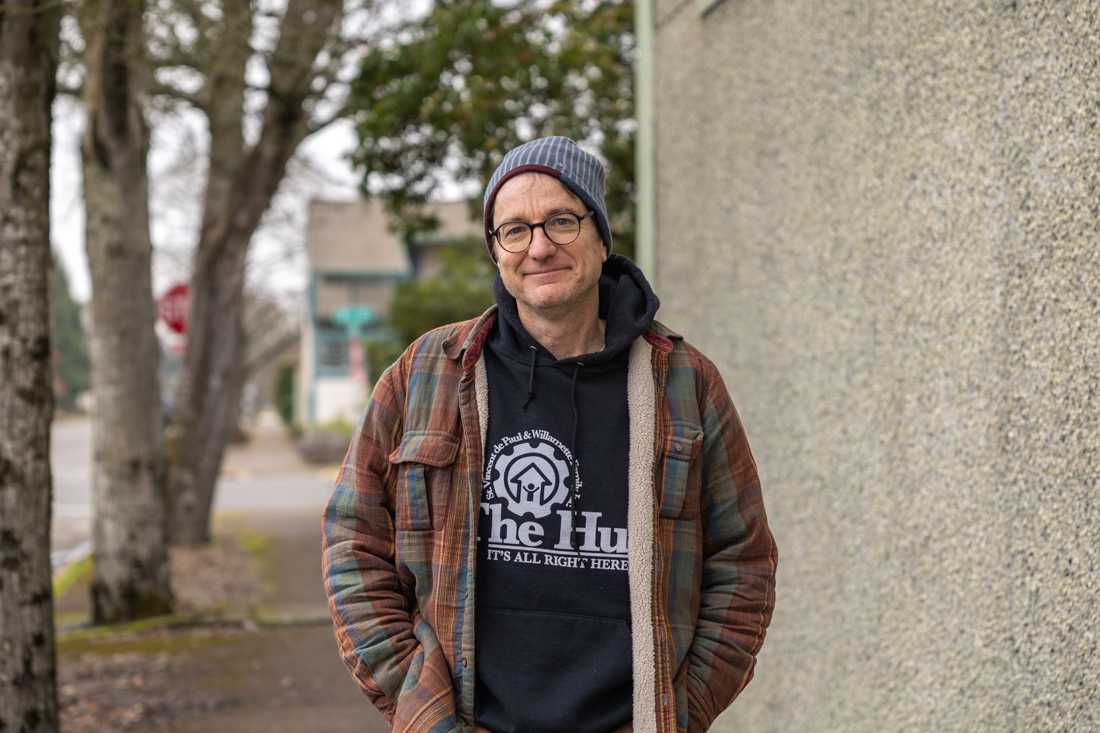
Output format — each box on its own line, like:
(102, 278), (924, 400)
(322, 306), (777, 733)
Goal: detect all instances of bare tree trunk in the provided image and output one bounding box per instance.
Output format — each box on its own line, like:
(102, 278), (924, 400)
(169, 0), (343, 545)
(0, 1), (62, 730)
(169, 236), (248, 545)
(166, 0), (253, 545)
(80, 0), (174, 621)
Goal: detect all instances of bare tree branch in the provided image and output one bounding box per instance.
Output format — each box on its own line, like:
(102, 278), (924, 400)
(149, 50), (203, 72)
(306, 99), (352, 136)
(242, 329), (299, 380)
(149, 78), (206, 111)
(57, 80), (83, 97)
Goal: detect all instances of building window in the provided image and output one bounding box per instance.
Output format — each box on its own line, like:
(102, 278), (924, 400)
(318, 330), (349, 373)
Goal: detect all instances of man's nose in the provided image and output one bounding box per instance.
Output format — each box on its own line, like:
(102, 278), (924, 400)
(527, 226), (557, 259)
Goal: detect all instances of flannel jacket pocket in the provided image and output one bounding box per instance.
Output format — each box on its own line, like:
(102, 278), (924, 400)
(660, 431), (704, 520)
(389, 430), (460, 531)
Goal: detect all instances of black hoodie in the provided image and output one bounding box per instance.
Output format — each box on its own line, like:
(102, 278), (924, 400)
(475, 255), (660, 733)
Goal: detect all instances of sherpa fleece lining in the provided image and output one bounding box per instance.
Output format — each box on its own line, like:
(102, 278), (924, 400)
(475, 357), (489, 467)
(627, 337), (657, 733)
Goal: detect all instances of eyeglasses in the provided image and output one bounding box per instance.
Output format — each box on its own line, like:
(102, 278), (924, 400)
(490, 210), (594, 253)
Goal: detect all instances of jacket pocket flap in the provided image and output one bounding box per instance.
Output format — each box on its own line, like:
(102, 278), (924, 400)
(666, 433), (698, 463)
(660, 431), (703, 519)
(389, 431), (460, 468)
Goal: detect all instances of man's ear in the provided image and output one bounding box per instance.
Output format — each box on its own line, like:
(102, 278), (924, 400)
(485, 235), (499, 266)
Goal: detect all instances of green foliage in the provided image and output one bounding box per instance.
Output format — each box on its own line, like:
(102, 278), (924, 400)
(53, 555), (93, 601)
(368, 240), (496, 375)
(366, 339), (405, 382)
(273, 361), (296, 430)
(389, 241), (496, 344)
(296, 419), (356, 465)
(349, 0), (636, 257)
(50, 254), (90, 411)
(315, 417), (357, 439)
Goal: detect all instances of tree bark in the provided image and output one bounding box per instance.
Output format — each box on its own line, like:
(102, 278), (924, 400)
(0, 1), (62, 730)
(80, 0), (174, 621)
(168, 0), (343, 545)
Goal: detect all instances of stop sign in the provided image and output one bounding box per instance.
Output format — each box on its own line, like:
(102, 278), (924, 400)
(158, 283), (190, 334)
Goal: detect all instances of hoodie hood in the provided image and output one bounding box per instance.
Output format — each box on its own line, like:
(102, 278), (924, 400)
(491, 254), (660, 369)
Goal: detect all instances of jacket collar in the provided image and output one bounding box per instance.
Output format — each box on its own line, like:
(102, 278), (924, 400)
(645, 320), (682, 354)
(442, 305), (498, 368)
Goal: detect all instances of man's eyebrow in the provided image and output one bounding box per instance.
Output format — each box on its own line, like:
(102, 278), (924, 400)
(498, 206), (581, 224)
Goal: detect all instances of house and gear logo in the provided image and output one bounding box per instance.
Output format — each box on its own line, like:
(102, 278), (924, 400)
(484, 430), (579, 519)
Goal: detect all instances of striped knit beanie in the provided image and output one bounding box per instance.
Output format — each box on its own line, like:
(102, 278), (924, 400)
(483, 136), (612, 258)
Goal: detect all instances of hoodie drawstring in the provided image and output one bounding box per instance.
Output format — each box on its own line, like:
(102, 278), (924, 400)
(569, 361), (583, 555)
(521, 345), (537, 409)
(516, 347), (585, 555)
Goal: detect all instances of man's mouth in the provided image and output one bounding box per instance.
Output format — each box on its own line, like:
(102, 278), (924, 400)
(524, 268), (568, 278)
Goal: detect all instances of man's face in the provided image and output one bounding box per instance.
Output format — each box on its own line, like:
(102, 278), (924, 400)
(491, 173), (607, 315)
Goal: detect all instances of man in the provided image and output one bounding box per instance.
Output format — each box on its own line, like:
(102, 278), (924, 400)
(322, 136), (777, 733)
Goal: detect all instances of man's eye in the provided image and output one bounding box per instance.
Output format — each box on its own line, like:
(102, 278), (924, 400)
(503, 224), (528, 238)
(549, 216), (574, 227)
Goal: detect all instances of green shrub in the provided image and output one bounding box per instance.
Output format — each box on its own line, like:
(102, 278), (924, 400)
(366, 339), (405, 380)
(316, 417), (356, 438)
(296, 419), (356, 465)
(388, 243), (494, 345)
(273, 361), (296, 429)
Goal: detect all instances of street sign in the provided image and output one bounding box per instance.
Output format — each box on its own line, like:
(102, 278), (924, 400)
(158, 283), (190, 334)
(331, 305), (377, 331)
(332, 306), (377, 387)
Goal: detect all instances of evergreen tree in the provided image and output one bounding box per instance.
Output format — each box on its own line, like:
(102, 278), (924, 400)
(388, 240), (495, 345)
(349, 0), (636, 257)
(49, 255), (90, 411)
(367, 239), (495, 377)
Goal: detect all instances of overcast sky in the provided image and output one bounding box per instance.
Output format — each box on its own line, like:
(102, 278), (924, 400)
(49, 0), (445, 307)
(49, 96), (364, 306)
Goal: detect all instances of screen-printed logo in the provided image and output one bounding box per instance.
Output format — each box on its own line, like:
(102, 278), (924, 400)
(487, 434), (573, 519)
(481, 430), (627, 571)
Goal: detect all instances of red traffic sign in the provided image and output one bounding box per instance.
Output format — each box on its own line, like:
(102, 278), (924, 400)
(158, 283), (190, 334)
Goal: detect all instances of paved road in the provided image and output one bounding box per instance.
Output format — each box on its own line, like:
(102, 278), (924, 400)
(50, 417), (338, 562)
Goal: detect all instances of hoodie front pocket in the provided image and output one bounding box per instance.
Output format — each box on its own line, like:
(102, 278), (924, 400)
(389, 431), (460, 530)
(476, 607), (633, 733)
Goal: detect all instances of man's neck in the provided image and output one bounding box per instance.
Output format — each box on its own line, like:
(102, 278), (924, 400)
(516, 295), (605, 360)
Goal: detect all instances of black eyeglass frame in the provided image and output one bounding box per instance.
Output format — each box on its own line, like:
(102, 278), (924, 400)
(489, 210), (595, 253)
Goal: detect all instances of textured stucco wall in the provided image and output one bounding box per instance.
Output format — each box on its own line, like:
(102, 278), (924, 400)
(650, 2), (1099, 731)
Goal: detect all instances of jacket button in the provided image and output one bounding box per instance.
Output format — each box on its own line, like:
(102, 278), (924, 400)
(673, 443), (683, 453)
(461, 656), (468, 668)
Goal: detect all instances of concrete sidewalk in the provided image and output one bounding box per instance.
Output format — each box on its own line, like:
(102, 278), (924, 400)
(57, 510), (389, 733)
(54, 417), (389, 733)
